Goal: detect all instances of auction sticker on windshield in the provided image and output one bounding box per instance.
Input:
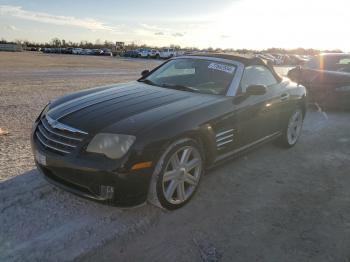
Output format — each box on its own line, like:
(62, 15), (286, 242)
(208, 63), (236, 74)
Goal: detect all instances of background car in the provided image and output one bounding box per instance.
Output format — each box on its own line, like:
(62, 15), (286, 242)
(288, 53), (350, 109)
(255, 53), (275, 65)
(63, 47), (74, 54)
(92, 49), (103, 56)
(31, 54), (307, 210)
(123, 50), (139, 58)
(72, 48), (83, 55)
(289, 54), (309, 65)
(149, 49), (160, 58)
(101, 48), (112, 56)
(140, 49), (151, 58)
(159, 48), (176, 59)
(81, 49), (93, 55)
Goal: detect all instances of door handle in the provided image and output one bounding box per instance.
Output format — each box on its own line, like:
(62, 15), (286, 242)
(280, 93), (290, 101)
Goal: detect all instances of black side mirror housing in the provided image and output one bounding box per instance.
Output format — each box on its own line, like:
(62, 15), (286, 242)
(141, 70), (150, 77)
(246, 85), (267, 96)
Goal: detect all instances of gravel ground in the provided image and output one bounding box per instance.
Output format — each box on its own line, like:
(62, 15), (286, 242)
(1, 52), (349, 262)
(0, 52), (160, 180)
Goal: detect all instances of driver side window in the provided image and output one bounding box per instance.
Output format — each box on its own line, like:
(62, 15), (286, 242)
(240, 65), (277, 93)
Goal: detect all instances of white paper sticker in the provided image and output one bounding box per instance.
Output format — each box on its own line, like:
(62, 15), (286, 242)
(208, 63), (236, 74)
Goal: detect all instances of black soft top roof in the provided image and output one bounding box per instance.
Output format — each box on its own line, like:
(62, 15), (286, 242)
(188, 53), (266, 66)
(188, 53), (282, 81)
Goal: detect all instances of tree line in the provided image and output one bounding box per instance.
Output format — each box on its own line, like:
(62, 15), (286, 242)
(0, 38), (344, 55)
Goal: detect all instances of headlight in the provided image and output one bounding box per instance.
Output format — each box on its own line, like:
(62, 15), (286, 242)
(336, 86), (350, 92)
(86, 133), (136, 159)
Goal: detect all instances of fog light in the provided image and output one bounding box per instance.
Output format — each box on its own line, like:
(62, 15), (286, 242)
(100, 185), (114, 199)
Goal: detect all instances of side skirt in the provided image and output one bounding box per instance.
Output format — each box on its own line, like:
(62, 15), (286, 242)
(210, 131), (281, 169)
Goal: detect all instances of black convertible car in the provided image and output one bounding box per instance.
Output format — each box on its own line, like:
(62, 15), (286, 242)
(31, 54), (307, 210)
(288, 53), (350, 110)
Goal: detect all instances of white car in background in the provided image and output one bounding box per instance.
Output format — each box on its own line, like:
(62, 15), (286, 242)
(159, 48), (176, 59)
(139, 49), (160, 58)
(140, 49), (150, 58)
(149, 49), (160, 58)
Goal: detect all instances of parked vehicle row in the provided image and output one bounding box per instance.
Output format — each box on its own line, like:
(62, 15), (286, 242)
(38, 47), (313, 65)
(122, 48), (185, 59)
(123, 48), (160, 58)
(41, 47), (113, 56)
(39, 46), (187, 59)
(255, 53), (311, 66)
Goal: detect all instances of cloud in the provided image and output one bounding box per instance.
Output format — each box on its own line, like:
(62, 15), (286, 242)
(0, 5), (118, 32)
(141, 24), (185, 37)
(172, 32), (184, 37)
(2, 24), (19, 31)
(140, 23), (161, 31)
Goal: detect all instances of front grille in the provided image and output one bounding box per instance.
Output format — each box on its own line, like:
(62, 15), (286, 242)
(35, 116), (88, 155)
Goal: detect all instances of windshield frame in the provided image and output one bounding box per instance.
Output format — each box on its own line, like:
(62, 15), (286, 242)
(138, 56), (244, 96)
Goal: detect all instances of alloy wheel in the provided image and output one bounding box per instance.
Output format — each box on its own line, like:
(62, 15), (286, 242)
(287, 109), (303, 145)
(162, 146), (202, 204)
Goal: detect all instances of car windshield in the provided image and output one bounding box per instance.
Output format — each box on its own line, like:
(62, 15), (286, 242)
(141, 58), (236, 95)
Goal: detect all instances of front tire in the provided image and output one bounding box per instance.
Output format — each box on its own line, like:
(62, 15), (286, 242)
(148, 139), (204, 210)
(278, 108), (304, 148)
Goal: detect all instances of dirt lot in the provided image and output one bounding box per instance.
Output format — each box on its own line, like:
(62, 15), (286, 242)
(1, 52), (350, 262)
(0, 52), (161, 181)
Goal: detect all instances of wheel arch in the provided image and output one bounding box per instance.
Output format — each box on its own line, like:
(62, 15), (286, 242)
(299, 93), (307, 118)
(159, 124), (217, 167)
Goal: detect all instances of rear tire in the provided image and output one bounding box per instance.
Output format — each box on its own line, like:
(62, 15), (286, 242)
(277, 108), (304, 148)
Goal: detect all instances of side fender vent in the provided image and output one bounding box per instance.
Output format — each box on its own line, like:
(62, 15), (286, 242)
(216, 129), (234, 150)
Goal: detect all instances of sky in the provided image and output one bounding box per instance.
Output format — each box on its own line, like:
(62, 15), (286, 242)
(0, 0), (349, 51)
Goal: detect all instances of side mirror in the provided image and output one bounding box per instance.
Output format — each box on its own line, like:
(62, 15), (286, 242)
(246, 85), (267, 96)
(141, 70), (150, 77)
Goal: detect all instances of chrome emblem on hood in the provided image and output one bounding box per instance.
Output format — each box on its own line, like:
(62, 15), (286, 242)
(46, 115), (88, 135)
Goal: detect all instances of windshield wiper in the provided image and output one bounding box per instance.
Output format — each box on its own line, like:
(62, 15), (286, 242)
(160, 83), (199, 93)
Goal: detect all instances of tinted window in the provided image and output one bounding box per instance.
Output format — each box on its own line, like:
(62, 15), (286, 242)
(339, 58), (350, 65)
(306, 55), (350, 71)
(304, 57), (320, 69)
(240, 65), (277, 92)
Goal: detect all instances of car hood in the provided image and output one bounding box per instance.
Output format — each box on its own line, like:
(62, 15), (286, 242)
(47, 81), (218, 135)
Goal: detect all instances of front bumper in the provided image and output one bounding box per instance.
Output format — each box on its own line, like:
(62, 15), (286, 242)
(31, 132), (154, 207)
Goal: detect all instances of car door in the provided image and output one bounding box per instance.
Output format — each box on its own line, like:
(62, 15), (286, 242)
(233, 65), (282, 147)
